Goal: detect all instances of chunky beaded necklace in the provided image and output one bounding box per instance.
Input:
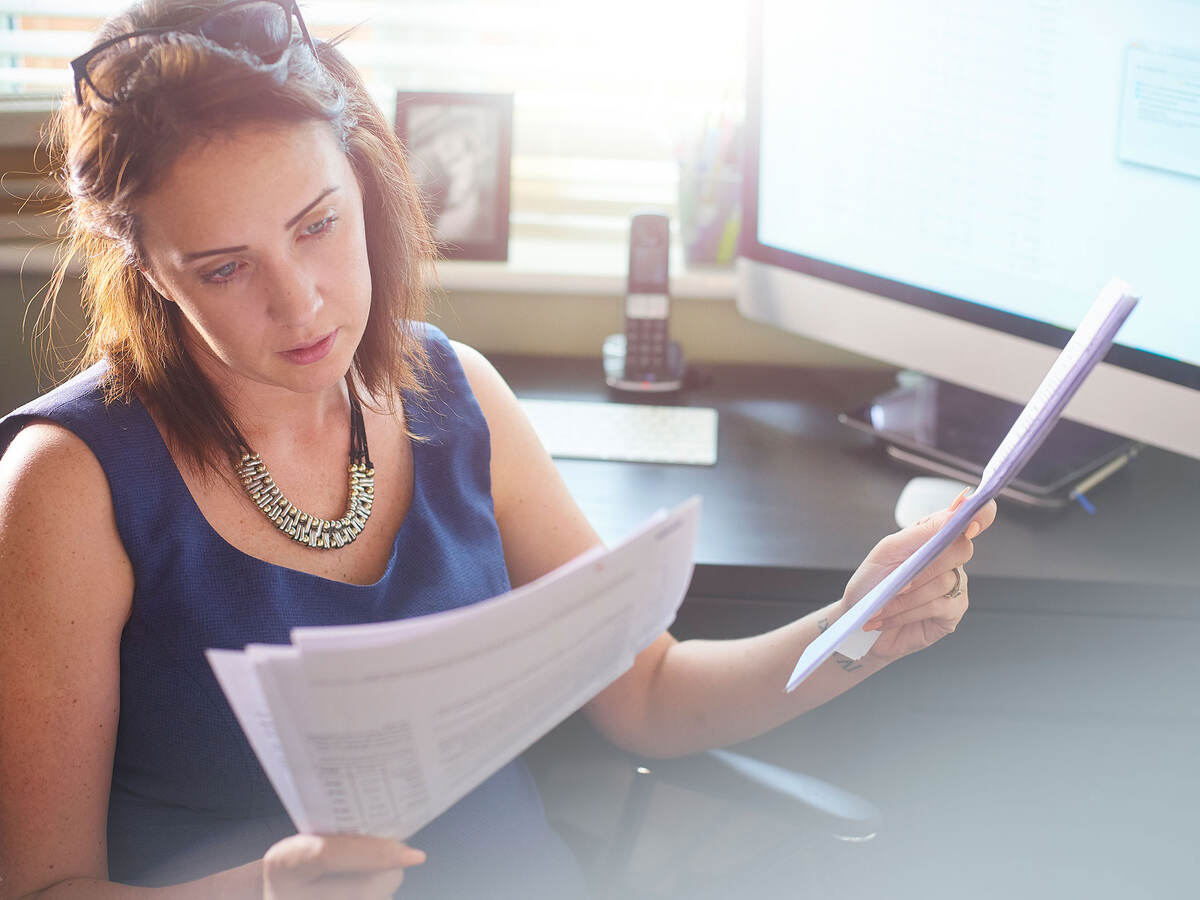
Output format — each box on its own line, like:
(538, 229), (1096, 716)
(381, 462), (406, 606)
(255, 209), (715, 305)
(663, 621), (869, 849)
(234, 392), (374, 550)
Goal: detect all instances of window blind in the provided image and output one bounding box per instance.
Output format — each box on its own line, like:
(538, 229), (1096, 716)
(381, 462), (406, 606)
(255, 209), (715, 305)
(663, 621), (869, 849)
(0, 1), (747, 245)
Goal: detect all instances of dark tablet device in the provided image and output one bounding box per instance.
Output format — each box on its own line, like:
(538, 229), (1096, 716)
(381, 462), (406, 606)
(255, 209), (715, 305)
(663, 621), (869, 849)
(838, 380), (1139, 508)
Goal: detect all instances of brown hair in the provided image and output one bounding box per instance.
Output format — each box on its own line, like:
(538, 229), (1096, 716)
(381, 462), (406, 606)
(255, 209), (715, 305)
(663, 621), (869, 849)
(43, 0), (436, 476)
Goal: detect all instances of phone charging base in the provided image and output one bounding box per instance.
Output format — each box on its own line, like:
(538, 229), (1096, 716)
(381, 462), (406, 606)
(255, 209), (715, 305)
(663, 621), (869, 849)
(602, 334), (686, 393)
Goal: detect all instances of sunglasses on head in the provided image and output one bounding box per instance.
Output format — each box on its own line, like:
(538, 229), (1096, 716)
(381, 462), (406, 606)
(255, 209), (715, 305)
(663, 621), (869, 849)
(70, 0), (315, 106)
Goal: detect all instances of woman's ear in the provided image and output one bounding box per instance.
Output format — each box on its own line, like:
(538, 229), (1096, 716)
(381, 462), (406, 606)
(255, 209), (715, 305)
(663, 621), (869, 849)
(137, 264), (172, 304)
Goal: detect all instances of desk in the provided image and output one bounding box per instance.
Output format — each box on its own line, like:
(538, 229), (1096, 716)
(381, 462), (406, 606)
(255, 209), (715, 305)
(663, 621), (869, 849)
(498, 354), (1200, 900)
(495, 354), (1200, 596)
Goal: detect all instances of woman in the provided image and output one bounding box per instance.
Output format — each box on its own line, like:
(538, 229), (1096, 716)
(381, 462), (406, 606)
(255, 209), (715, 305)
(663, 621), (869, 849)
(0, 1), (996, 898)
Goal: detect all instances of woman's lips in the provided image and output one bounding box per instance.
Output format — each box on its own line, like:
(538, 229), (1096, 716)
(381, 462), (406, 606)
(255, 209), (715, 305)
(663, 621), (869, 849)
(279, 330), (337, 365)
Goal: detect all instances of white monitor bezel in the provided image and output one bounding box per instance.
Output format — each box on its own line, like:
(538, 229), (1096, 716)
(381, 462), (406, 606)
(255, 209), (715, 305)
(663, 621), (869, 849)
(738, 0), (1200, 461)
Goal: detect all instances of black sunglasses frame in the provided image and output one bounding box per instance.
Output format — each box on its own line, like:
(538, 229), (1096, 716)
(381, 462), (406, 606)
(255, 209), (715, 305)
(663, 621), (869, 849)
(70, 0), (315, 105)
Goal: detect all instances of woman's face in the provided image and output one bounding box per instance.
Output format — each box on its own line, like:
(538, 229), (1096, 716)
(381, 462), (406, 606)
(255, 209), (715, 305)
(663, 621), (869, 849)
(137, 119), (372, 399)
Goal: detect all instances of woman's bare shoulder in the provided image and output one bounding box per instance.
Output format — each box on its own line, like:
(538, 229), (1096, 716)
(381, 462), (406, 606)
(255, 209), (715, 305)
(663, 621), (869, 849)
(3, 419), (117, 520)
(447, 339), (603, 582)
(0, 419), (134, 617)
(448, 339), (513, 409)
(3, 417), (103, 475)
(446, 339), (536, 465)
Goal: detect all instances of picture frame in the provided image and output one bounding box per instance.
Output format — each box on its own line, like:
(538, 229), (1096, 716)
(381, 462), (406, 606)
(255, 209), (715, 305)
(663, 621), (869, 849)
(394, 91), (513, 262)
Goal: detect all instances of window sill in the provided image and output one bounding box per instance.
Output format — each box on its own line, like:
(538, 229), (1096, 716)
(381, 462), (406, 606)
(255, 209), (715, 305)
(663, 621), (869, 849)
(435, 235), (737, 301)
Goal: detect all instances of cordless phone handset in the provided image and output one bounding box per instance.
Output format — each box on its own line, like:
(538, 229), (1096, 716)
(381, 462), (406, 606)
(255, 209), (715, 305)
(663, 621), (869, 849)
(603, 212), (686, 392)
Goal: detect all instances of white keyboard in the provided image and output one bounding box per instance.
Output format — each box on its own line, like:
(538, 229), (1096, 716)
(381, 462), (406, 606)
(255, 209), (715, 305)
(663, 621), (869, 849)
(518, 398), (718, 466)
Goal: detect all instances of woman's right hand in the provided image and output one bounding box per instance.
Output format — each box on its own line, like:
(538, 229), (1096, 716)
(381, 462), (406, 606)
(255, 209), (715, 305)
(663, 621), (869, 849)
(263, 834), (426, 899)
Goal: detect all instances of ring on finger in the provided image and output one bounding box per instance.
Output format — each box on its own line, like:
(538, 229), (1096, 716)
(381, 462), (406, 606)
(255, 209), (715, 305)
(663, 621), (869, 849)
(942, 566), (965, 599)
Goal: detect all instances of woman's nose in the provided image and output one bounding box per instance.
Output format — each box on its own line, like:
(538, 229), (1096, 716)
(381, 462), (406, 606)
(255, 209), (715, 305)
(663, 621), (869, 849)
(267, 263), (323, 327)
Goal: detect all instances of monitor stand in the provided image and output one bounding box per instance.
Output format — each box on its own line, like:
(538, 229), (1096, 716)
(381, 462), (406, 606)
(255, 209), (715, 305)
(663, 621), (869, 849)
(839, 373), (1140, 511)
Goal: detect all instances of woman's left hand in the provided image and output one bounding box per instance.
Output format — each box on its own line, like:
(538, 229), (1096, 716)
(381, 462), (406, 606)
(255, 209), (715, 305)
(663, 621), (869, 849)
(838, 490), (998, 664)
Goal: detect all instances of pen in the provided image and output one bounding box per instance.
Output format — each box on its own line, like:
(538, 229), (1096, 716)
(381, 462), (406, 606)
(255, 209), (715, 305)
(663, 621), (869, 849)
(1068, 447), (1140, 503)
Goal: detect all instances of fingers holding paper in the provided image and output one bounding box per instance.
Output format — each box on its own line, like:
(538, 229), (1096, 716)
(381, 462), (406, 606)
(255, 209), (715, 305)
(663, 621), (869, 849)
(838, 492), (997, 664)
(863, 563), (968, 639)
(263, 834), (426, 900)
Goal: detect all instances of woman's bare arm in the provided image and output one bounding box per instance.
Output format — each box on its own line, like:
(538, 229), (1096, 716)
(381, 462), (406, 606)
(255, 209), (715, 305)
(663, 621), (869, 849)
(452, 342), (994, 759)
(0, 422), (136, 899)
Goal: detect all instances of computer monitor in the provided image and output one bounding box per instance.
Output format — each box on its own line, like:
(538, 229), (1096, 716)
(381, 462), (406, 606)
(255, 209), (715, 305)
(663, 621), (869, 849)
(737, 0), (1200, 463)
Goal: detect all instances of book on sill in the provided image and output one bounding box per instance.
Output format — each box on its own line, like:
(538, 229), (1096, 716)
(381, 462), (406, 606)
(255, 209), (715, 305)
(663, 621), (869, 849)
(207, 497), (700, 838)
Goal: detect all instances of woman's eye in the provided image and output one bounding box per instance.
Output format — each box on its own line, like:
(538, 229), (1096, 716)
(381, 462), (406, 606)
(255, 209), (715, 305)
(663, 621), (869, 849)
(202, 261), (240, 284)
(197, 216), (336, 285)
(305, 214), (337, 237)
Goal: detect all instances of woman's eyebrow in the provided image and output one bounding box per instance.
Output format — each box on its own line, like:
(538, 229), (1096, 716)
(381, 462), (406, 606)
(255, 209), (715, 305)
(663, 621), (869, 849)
(179, 187), (342, 263)
(285, 186), (340, 228)
(182, 244), (247, 263)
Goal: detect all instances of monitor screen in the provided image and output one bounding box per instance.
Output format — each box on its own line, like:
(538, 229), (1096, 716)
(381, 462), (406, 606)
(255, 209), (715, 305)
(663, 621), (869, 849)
(744, 0), (1200, 391)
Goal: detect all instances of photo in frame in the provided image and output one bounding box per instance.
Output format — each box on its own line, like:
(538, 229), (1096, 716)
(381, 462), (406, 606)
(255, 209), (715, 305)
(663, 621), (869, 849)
(394, 91), (513, 261)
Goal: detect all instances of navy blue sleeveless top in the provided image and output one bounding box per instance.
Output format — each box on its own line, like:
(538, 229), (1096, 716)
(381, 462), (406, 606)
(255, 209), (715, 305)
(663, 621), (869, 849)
(0, 324), (588, 897)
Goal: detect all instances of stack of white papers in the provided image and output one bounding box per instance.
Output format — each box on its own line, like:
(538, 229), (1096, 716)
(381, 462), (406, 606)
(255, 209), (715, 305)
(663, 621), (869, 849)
(207, 497), (701, 838)
(787, 276), (1140, 691)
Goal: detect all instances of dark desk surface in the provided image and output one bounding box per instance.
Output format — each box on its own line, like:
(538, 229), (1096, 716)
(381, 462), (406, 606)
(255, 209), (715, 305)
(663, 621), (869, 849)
(492, 354), (1200, 609)
(507, 355), (1200, 899)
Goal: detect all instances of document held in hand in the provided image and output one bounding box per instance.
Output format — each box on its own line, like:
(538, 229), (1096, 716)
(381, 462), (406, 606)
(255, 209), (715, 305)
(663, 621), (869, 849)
(786, 277), (1141, 693)
(207, 497), (700, 838)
